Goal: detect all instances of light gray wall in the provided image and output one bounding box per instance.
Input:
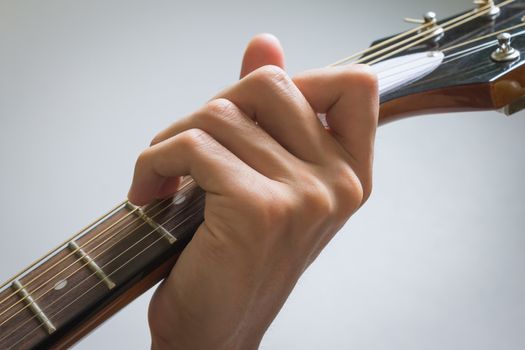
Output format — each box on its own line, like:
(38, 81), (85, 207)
(1, 1), (524, 349)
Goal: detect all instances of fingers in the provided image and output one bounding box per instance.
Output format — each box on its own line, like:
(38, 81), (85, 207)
(151, 98), (299, 181)
(217, 65), (330, 163)
(127, 129), (260, 206)
(240, 33), (285, 79)
(293, 65), (379, 194)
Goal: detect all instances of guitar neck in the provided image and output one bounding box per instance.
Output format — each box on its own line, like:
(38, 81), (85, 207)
(0, 178), (204, 349)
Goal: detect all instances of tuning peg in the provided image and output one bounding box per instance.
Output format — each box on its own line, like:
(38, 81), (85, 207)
(473, 0), (500, 19)
(404, 11), (437, 25)
(502, 96), (525, 116)
(404, 12), (444, 41)
(491, 32), (520, 62)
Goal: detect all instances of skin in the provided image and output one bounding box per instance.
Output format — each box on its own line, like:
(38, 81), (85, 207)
(127, 33), (379, 350)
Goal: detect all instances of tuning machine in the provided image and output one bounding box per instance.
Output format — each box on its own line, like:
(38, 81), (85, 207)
(404, 11), (444, 42)
(491, 33), (521, 62)
(502, 96), (525, 116)
(474, 0), (500, 19)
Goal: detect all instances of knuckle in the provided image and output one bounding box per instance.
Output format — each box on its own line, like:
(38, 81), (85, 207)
(178, 128), (214, 151)
(136, 147), (153, 169)
(300, 175), (334, 220)
(360, 175), (373, 204)
(250, 65), (291, 92)
(333, 166), (365, 215)
(260, 192), (294, 229)
(150, 132), (165, 146)
(248, 185), (295, 233)
(350, 64), (378, 95)
(201, 98), (240, 125)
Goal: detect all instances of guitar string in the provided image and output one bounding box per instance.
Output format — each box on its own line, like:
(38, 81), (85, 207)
(0, 200), (128, 293)
(0, 202), (147, 303)
(443, 21), (525, 53)
(353, 6), (491, 64)
(0, 1), (507, 301)
(438, 3), (524, 52)
(0, 181), (197, 328)
(337, 20), (525, 88)
(358, 0), (518, 64)
(377, 28), (525, 93)
(329, 21), (434, 67)
(0, 180), (192, 312)
(0, 198), (171, 328)
(329, 2), (492, 67)
(380, 27), (525, 82)
(3, 194), (205, 347)
(0, 193), (203, 345)
(361, 0), (516, 66)
(0, 1), (522, 341)
(329, 0), (510, 67)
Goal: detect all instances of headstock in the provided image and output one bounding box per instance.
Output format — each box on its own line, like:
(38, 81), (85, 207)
(338, 0), (525, 123)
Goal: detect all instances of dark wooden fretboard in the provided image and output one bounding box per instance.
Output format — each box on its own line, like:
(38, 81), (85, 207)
(0, 178), (204, 349)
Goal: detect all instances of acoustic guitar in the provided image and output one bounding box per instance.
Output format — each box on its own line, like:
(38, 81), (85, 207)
(1, 0), (524, 348)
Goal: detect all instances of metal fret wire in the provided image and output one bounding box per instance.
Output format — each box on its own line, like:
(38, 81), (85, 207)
(0, 0), (521, 343)
(5, 191), (205, 348)
(0, 190), (173, 319)
(0, 203), (143, 306)
(0, 180), (197, 330)
(0, 200), (127, 293)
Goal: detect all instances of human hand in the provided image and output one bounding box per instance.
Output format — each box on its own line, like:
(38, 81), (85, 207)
(128, 34), (378, 350)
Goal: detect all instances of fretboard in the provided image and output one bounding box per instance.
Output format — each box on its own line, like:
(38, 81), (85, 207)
(0, 177), (204, 349)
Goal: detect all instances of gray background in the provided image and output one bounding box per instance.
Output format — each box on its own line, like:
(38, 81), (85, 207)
(1, 0), (524, 349)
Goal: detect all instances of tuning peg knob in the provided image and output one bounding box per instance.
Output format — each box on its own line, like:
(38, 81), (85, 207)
(403, 11), (444, 42)
(404, 11), (437, 25)
(474, 0), (500, 19)
(491, 33), (520, 62)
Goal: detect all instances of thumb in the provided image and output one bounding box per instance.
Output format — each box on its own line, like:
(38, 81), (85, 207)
(240, 33), (285, 79)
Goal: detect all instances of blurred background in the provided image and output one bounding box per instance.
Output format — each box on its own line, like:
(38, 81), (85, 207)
(1, 0), (524, 349)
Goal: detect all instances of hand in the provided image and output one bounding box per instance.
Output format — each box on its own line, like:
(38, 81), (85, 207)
(128, 34), (379, 350)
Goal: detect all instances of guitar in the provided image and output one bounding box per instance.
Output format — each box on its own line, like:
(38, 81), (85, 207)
(1, 0), (524, 348)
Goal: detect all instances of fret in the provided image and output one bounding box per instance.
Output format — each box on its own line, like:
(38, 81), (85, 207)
(126, 202), (177, 244)
(12, 280), (56, 335)
(68, 241), (116, 290)
(0, 180), (205, 348)
(0, 283), (48, 349)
